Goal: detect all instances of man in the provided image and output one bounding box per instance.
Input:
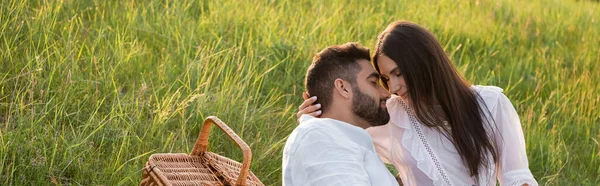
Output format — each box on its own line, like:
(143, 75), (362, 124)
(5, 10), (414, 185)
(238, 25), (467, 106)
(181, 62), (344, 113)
(282, 43), (399, 186)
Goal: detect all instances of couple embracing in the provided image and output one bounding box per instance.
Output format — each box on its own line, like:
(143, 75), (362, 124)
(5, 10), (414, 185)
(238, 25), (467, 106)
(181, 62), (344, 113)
(282, 21), (538, 186)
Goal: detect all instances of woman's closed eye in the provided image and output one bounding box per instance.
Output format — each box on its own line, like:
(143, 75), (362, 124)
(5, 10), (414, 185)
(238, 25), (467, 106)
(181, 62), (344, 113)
(395, 71), (402, 77)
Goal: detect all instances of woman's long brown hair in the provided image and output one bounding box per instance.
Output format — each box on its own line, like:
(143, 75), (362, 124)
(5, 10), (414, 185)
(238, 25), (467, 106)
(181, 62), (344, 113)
(373, 21), (498, 181)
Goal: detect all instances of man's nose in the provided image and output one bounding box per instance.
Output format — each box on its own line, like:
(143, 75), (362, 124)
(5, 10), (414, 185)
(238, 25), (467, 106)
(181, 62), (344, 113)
(380, 86), (391, 98)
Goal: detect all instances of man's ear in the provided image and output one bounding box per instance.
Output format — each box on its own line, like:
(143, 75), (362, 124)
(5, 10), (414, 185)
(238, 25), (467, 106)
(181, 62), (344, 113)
(333, 78), (352, 99)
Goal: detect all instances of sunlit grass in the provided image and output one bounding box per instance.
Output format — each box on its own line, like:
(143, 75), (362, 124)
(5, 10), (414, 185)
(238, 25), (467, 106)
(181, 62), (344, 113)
(1, 0), (598, 185)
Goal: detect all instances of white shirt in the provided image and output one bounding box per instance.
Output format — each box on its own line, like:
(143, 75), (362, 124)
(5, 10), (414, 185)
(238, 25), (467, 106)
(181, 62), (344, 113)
(282, 115), (399, 186)
(367, 85), (538, 186)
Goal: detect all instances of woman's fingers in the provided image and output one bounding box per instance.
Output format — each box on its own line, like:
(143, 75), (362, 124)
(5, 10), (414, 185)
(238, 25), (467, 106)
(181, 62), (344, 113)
(302, 92), (310, 100)
(300, 103), (322, 117)
(298, 96), (317, 110)
(296, 96), (319, 120)
(296, 103), (322, 120)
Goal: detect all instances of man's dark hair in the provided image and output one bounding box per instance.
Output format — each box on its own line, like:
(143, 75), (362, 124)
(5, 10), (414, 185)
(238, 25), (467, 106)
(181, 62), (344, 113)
(304, 42), (371, 112)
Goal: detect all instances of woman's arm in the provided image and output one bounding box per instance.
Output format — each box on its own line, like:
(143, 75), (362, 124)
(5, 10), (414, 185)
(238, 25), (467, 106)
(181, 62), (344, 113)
(491, 92), (538, 186)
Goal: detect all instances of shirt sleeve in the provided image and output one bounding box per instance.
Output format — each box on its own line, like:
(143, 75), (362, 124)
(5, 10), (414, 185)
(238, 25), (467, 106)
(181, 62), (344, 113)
(491, 92), (538, 186)
(292, 129), (372, 186)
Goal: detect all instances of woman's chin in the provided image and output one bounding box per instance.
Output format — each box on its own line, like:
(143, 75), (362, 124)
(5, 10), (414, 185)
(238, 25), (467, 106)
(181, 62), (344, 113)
(399, 93), (408, 99)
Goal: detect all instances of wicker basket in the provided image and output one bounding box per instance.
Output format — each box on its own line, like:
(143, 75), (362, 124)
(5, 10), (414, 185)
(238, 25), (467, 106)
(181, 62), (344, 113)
(140, 116), (265, 186)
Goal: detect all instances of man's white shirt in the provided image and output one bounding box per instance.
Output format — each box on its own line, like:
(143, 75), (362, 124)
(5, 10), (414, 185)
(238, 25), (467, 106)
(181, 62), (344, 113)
(282, 114), (399, 186)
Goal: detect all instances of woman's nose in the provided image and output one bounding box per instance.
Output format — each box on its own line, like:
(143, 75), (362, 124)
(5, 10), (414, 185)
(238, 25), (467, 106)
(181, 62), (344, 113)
(388, 83), (400, 95)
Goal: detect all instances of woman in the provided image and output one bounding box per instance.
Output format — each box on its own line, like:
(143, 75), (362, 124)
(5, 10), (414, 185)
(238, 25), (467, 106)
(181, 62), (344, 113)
(297, 21), (538, 186)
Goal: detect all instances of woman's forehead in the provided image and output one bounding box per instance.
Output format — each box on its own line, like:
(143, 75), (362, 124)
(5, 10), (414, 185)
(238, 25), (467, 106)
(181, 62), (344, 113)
(376, 55), (399, 74)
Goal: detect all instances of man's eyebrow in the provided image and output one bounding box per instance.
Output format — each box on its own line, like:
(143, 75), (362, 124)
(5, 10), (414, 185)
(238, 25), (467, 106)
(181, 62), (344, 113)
(367, 72), (380, 79)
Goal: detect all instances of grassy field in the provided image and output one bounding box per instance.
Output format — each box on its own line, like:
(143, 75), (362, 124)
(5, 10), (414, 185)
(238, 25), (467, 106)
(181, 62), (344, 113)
(1, 0), (599, 185)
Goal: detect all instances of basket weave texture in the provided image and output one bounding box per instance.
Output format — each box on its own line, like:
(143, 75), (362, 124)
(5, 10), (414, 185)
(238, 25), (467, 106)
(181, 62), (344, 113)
(140, 116), (265, 186)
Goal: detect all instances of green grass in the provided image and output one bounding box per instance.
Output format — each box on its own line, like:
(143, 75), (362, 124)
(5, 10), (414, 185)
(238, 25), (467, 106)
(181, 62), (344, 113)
(1, 0), (598, 185)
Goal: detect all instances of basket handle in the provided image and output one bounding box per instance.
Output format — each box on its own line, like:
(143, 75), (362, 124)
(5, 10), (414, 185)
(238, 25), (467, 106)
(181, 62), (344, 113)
(191, 116), (251, 186)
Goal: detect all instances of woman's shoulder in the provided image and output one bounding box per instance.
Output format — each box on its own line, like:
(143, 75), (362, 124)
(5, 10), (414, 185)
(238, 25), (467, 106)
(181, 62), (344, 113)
(471, 85), (503, 95)
(471, 85), (510, 110)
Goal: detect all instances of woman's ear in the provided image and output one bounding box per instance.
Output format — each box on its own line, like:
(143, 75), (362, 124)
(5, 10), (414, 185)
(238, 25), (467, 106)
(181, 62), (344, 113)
(334, 78), (352, 99)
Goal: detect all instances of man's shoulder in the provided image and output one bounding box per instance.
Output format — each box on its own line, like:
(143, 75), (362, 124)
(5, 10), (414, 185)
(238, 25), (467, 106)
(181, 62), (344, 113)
(291, 118), (338, 142)
(284, 119), (348, 155)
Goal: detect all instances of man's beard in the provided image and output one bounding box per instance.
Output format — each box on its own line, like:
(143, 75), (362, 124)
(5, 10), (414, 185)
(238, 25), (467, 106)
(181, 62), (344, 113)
(352, 86), (390, 127)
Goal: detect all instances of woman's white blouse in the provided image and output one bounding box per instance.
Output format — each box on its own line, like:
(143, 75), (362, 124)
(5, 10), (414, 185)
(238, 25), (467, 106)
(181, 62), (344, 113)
(367, 85), (538, 186)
